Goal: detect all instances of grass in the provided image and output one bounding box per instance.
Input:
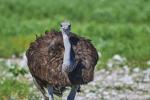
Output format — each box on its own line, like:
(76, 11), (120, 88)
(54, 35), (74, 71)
(0, 0), (150, 98)
(0, 62), (30, 100)
(0, 61), (41, 100)
(0, 79), (29, 100)
(0, 0), (150, 68)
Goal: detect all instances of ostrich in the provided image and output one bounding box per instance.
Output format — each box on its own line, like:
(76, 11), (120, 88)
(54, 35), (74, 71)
(26, 21), (99, 100)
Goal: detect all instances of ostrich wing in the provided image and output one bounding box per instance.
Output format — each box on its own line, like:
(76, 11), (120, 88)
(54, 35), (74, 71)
(26, 31), (99, 87)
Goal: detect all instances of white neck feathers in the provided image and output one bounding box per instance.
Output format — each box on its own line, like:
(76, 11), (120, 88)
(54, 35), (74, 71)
(62, 32), (71, 65)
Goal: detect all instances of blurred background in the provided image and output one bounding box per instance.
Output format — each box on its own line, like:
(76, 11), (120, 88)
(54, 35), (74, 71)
(0, 0), (150, 99)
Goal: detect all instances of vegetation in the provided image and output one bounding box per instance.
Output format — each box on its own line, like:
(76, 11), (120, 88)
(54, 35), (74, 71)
(0, 0), (150, 98)
(0, 0), (150, 66)
(0, 61), (40, 100)
(0, 79), (29, 100)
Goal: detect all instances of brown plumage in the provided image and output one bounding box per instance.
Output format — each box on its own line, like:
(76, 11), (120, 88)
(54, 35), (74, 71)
(26, 30), (98, 96)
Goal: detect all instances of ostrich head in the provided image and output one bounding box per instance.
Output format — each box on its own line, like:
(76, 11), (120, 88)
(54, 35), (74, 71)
(60, 21), (71, 34)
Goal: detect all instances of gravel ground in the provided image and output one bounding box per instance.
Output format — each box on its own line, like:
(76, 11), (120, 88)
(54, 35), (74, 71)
(63, 55), (150, 100)
(1, 54), (150, 100)
(68, 67), (150, 100)
(26, 65), (150, 100)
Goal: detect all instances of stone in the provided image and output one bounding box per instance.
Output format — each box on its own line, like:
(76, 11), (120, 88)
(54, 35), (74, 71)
(142, 69), (150, 82)
(142, 74), (150, 83)
(85, 93), (96, 99)
(103, 95), (111, 100)
(147, 61), (150, 66)
(74, 96), (85, 100)
(112, 54), (126, 64)
(114, 82), (124, 87)
(119, 75), (134, 85)
(107, 61), (113, 68)
(102, 91), (109, 96)
(123, 65), (129, 74)
(132, 67), (140, 73)
(139, 83), (150, 92)
(111, 90), (118, 96)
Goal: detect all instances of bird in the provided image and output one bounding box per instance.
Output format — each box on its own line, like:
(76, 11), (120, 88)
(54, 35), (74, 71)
(26, 21), (99, 100)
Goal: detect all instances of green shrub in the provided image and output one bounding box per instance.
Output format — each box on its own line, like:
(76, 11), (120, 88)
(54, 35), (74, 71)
(0, 0), (150, 68)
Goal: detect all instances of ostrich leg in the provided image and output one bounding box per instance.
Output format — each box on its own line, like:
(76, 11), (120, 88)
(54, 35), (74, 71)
(48, 86), (54, 100)
(67, 85), (80, 100)
(33, 78), (49, 100)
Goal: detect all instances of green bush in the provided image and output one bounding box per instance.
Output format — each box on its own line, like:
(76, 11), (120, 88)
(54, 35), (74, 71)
(0, 0), (150, 68)
(0, 79), (29, 100)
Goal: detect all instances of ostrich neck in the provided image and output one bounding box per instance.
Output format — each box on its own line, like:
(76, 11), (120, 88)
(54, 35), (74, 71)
(62, 31), (72, 65)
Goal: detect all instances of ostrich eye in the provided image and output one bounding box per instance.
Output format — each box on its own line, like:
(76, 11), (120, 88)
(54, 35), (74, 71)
(60, 24), (62, 27)
(69, 24), (71, 28)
